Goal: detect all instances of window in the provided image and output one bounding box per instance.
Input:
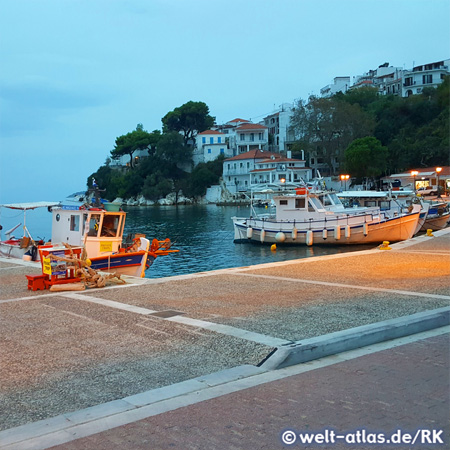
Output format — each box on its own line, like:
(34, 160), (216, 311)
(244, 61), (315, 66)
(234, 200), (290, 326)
(247, 162), (250, 168)
(250, 133), (254, 141)
(218, 137), (222, 143)
(240, 162), (243, 168)
(311, 158), (315, 164)
(280, 200), (288, 205)
(88, 214), (101, 236)
(70, 215), (79, 232)
(295, 198), (305, 208)
(202, 137), (206, 143)
(208, 149), (211, 153)
(423, 74), (432, 84)
(220, 148), (224, 154)
(240, 134), (245, 141)
(210, 137), (214, 144)
(404, 77), (413, 87)
(259, 133), (263, 140)
(101, 215), (120, 237)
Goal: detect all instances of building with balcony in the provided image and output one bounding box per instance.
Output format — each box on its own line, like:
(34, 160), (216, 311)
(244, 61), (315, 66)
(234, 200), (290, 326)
(262, 103), (295, 153)
(402, 59), (450, 97)
(193, 130), (231, 166)
(351, 62), (403, 94)
(223, 149), (311, 194)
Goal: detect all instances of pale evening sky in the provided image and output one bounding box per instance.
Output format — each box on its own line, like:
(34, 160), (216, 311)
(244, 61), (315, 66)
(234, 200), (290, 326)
(0, 0), (449, 203)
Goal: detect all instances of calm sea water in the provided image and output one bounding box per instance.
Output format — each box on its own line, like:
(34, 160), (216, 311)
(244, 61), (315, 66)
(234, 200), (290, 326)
(0, 204), (375, 278)
(122, 205), (375, 278)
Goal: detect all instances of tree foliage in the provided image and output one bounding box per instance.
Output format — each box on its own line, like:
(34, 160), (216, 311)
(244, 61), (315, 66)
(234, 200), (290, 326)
(110, 124), (161, 168)
(162, 101), (215, 146)
(344, 137), (388, 180)
(290, 96), (375, 175)
(290, 77), (449, 177)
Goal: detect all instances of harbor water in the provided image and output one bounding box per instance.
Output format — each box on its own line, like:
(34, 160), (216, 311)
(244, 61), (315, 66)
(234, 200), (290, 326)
(123, 205), (375, 278)
(0, 204), (376, 278)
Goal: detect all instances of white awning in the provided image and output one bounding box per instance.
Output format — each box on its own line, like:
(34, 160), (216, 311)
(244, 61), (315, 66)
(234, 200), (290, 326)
(0, 201), (60, 210)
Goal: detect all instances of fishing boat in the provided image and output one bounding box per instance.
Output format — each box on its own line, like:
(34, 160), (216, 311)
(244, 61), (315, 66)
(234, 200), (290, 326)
(232, 186), (421, 246)
(419, 200), (450, 231)
(0, 193), (178, 278)
(337, 190), (429, 235)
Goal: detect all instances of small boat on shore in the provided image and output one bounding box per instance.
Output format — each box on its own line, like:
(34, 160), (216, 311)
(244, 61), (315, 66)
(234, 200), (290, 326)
(0, 201), (59, 260)
(232, 187), (421, 246)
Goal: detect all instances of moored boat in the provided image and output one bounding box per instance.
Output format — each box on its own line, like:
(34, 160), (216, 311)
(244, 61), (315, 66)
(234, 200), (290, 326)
(1, 193), (178, 278)
(233, 187), (421, 246)
(419, 200), (450, 231)
(338, 190), (429, 236)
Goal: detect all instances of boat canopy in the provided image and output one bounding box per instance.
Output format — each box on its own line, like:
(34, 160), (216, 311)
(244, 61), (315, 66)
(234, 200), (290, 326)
(0, 201), (60, 211)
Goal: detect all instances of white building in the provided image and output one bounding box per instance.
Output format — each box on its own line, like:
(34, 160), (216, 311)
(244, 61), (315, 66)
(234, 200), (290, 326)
(263, 103), (295, 153)
(223, 149), (311, 194)
(193, 130), (231, 166)
(352, 62), (403, 94)
(402, 59), (450, 97)
(213, 118), (269, 158)
(320, 77), (351, 97)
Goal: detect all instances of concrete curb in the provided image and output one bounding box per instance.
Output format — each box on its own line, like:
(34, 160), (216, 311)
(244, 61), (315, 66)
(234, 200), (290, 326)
(260, 306), (450, 370)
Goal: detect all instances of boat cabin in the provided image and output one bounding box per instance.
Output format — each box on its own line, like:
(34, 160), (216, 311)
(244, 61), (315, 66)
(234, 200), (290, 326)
(273, 192), (331, 221)
(51, 207), (126, 258)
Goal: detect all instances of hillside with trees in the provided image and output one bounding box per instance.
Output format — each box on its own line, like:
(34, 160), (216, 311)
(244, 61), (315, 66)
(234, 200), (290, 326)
(290, 76), (449, 181)
(88, 101), (220, 202)
(89, 78), (449, 203)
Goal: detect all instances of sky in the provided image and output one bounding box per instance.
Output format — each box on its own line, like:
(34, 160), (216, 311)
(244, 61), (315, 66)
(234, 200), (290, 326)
(0, 0), (449, 204)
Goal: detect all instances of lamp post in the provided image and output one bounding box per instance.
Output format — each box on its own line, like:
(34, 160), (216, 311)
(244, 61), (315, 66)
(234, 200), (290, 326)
(340, 174), (350, 191)
(436, 167), (442, 198)
(411, 170), (418, 193)
(280, 177), (286, 191)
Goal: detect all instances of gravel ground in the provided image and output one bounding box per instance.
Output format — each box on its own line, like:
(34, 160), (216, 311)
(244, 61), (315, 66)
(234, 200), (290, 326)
(0, 231), (449, 431)
(0, 296), (271, 430)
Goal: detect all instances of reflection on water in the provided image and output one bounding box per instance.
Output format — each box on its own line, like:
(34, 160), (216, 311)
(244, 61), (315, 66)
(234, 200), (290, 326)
(123, 205), (375, 279)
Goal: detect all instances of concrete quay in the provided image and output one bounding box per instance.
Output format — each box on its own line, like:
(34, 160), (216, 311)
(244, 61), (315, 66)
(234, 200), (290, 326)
(0, 229), (449, 449)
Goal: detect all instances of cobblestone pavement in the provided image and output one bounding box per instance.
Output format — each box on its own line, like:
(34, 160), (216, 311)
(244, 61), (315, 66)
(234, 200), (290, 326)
(48, 333), (449, 450)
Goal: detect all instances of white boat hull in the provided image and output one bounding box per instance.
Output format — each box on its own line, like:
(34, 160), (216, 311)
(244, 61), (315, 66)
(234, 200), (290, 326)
(0, 241), (40, 261)
(233, 210), (421, 245)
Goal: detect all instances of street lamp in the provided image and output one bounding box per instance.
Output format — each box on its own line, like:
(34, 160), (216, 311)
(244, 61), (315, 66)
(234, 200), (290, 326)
(436, 167), (442, 198)
(280, 177), (286, 190)
(410, 170), (418, 193)
(340, 174), (350, 191)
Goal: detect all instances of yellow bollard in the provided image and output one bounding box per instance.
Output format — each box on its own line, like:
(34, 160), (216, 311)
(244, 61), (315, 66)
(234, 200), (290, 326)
(426, 229), (434, 237)
(271, 244), (277, 252)
(378, 241), (391, 250)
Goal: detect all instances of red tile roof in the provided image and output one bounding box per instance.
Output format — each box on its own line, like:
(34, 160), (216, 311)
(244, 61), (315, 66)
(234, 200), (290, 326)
(224, 149), (277, 161)
(236, 123), (267, 131)
(198, 130), (224, 135)
(228, 118), (250, 123)
(258, 157), (303, 163)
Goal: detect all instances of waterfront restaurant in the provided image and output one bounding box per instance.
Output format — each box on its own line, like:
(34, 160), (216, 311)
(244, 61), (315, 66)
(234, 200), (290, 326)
(383, 166), (450, 194)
